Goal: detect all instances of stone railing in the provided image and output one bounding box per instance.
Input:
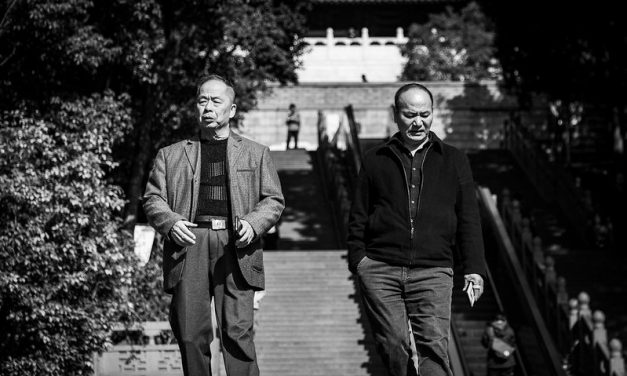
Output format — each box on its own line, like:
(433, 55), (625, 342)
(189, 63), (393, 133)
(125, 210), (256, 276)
(316, 111), (352, 246)
(315, 104), (364, 245)
(495, 188), (625, 376)
(503, 118), (615, 249)
(94, 321), (182, 376)
(304, 27), (408, 47)
(503, 119), (591, 244)
(94, 321), (223, 376)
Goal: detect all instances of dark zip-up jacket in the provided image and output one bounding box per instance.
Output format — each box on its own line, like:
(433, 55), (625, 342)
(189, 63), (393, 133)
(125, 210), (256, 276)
(347, 132), (485, 275)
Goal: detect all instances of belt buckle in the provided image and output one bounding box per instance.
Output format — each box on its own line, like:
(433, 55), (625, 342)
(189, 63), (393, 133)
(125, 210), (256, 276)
(211, 219), (226, 230)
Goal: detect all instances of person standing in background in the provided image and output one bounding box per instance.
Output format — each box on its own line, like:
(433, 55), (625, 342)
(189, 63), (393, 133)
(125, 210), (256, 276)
(482, 313), (517, 376)
(286, 103), (301, 150)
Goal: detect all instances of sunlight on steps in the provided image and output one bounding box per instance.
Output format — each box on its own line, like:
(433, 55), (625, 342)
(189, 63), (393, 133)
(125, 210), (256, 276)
(254, 251), (384, 376)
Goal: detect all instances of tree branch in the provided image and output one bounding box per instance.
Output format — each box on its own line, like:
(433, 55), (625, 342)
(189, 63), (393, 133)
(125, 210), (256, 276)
(0, 0), (20, 37)
(0, 45), (15, 67)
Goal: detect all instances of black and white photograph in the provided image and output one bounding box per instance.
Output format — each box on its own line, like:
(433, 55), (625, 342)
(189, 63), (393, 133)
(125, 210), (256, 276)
(1, 1), (626, 375)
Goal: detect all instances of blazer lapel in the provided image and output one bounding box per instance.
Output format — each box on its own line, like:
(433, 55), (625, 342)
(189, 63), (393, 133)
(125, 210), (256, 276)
(184, 137), (201, 175)
(228, 131), (244, 227)
(184, 137), (201, 221)
(228, 131), (244, 170)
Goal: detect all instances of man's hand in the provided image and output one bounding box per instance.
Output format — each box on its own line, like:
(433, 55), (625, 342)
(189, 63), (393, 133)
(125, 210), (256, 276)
(235, 219), (255, 248)
(463, 273), (484, 306)
(170, 220), (198, 247)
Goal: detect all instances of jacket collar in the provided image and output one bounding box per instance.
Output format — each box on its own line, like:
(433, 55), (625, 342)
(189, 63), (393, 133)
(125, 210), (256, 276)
(183, 129), (243, 174)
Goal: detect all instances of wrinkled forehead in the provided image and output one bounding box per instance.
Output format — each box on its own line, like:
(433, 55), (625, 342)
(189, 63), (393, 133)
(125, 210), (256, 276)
(397, 88), (433, 111)
(198, 79), (235, 102)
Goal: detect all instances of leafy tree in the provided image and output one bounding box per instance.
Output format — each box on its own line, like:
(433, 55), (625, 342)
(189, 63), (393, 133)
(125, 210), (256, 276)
(480, 1), (626, 106)
(480, 1), (627, 168)
(0, 1), (307, 373)
(0, 0), (308, 224)
(401, 1), (501, 82)
(0, 93), (137, 375)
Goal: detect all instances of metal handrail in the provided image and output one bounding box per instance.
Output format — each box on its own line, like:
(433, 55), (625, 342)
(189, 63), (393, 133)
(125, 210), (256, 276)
(478, 186), (568, 376)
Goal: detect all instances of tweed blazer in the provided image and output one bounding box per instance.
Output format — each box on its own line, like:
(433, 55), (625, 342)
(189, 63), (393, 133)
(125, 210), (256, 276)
(143, 131), (284, 293)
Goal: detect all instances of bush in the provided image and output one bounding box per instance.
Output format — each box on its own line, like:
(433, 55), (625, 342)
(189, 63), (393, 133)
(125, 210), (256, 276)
(0, 93), (141, 375)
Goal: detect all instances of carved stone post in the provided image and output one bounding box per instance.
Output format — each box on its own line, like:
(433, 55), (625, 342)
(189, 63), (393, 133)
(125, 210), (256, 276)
(533, 236), (544, 265)
(609, 339), (625, 376)
(569, 298), (579, 329)
(544, 256), (557, 287)
(557, 277), (568, 307)
(500, 188), (511, 217)
(592, 310), (607, 348)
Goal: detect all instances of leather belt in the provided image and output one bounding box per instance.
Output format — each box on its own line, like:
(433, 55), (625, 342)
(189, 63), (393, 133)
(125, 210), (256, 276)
(194, 215), (229, 230)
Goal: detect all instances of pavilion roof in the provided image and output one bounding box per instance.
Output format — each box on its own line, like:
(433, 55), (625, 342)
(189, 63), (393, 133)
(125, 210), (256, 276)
(311, 0), (464, 3)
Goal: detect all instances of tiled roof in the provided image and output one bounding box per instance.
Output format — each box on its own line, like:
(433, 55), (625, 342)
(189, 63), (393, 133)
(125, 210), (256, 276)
(311, 0), (464, 3)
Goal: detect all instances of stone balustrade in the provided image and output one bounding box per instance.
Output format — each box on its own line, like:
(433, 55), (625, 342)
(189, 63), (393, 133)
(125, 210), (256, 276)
(496, 189), (625, 376)
(303, 27), (408, 47)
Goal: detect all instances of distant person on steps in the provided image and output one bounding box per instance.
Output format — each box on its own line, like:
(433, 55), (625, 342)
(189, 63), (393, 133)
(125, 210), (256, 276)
(286, 103), (301, 150)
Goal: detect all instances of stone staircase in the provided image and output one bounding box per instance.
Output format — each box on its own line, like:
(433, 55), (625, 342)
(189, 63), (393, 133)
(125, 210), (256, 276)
(255, 251), (386, 376)
(271, 149), (339, 250)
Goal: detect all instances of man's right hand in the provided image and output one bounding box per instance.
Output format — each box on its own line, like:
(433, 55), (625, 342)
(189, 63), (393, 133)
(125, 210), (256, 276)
(170, 220), (198, 247)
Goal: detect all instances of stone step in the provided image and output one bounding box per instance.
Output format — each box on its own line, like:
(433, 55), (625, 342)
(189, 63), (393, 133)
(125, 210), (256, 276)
(256, 251), (384, 376)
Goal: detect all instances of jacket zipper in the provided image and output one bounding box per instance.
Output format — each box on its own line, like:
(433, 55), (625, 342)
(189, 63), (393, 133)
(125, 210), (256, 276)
(389, 150), (414, 240)
(416, 143), (432, 230)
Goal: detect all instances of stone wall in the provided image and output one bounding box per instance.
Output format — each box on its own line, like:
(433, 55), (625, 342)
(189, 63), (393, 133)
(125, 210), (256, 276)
(239, 81), (545, 150)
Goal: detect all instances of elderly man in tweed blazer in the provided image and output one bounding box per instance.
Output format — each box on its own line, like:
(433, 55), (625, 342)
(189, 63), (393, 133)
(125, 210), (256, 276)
(143, 74), (284, 376)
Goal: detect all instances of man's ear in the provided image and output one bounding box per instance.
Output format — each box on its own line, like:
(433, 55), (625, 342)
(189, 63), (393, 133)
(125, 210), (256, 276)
(392, 105), (398, 124)
(229, 103), (237, 119)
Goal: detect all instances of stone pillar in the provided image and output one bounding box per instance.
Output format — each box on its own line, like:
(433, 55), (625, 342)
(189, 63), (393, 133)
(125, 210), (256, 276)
(592, 310), (607, 347)
(578, 292), (592, 319)
(326, 27), (334, 46)
(396, 27), (405, 40)
(609, 339), (625, 376)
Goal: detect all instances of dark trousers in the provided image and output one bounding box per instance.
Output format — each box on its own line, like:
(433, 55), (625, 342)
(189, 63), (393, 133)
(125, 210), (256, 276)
(169, 228), (258, 376)
(286, 130), (299, 149)
(357, 257), (454, 376)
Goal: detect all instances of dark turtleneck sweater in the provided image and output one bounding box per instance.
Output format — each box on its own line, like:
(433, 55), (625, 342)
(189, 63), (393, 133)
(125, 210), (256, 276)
(197, 135), (229, 217)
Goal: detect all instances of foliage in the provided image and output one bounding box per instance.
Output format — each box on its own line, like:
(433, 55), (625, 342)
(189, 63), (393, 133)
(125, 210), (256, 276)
(0, 0), (308, 222)
(401, 1), (501, 82)
(0, 0), (307, 139)
(0, 93), (140, 375)
(0, 1), (306, 373)
(480, 1), (627, 107)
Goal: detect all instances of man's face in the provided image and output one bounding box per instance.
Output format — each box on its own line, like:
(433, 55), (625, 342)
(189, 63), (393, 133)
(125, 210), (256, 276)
(196, 79), (236, 130)
(394, 88), (433, 147)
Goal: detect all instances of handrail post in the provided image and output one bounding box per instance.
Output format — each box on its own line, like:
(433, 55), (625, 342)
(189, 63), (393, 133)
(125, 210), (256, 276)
(533, 236), (544, 265)
(555, 276), (569, 352)
(609, 339), (625, 376)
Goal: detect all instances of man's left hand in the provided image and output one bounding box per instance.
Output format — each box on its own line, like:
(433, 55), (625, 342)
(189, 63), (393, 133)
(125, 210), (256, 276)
(235, 219), (255, 248)
(463, 273), (484, 303)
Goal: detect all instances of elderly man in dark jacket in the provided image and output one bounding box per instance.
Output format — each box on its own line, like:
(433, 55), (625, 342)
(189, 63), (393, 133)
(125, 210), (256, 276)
(348, 83), (486, 376)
